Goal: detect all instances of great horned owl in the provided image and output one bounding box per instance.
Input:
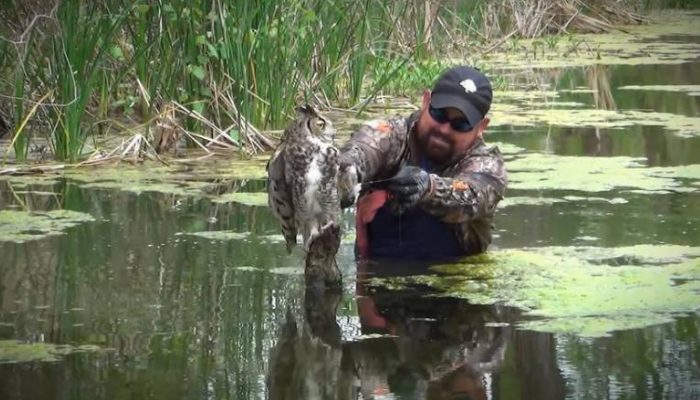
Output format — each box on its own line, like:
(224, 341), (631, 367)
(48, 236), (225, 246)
(266, 105), (341, 255)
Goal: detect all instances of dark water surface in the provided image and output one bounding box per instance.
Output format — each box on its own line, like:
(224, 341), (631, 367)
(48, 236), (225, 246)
(2, 61), (700, 399)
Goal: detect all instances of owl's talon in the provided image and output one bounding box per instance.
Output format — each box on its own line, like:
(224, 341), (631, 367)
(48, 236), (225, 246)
(304, 229), (320, 252)
(304, 221), (339, 252)
(320, 221), (336, 232)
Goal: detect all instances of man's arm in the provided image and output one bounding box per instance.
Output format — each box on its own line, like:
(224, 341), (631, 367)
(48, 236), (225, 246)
(338, 118), (408, 206)
(421, 149), (507, 224)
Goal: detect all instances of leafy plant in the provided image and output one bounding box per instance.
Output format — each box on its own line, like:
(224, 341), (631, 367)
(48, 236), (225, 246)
(371, 57), (449, 97)
(544, 35), (560, 50)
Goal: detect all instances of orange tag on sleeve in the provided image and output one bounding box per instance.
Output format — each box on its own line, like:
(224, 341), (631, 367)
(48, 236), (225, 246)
(368, 120), (391, 134)
(452, 180), (469, 191)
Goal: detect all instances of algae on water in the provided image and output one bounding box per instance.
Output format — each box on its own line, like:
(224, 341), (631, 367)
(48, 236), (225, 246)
(0, 174), (61, 188)
(369, 247), (700, 337)
(0, 209), (95, 243)
(540, 244), (700, 265)
(618, 84), (700, 96)
(499, 196), (567, 208)
(211, 192), (268, 206)
(489, 107), (700, 137)
(498, 196), (628, 208)
(0, 340), (103, 364)
(489, 141), (528, 156)
(507, 153), (699, 192)
(184, 230), (251, 241)
(62, 159), (267, 197)
(481, 11), (700, 70)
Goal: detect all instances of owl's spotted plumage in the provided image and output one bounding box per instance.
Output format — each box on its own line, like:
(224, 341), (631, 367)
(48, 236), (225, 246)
(266, 105), (341, 266)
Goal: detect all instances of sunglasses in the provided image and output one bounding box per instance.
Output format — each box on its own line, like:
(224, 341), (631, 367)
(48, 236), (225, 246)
(428, 104), (475, 133)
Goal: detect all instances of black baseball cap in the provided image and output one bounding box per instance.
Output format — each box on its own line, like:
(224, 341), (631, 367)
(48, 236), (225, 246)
(430, 66), (493, 126)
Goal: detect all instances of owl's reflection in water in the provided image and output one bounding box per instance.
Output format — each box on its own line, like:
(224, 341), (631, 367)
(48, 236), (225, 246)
(266, 261), (510, 400)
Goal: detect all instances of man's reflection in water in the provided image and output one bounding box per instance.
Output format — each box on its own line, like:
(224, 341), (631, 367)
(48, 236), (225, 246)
(348, 260), (508, 400)
(267, 260), (565, 400)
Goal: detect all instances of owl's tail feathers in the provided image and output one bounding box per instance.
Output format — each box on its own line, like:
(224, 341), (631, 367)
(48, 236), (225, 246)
(284, 233), (297, 254)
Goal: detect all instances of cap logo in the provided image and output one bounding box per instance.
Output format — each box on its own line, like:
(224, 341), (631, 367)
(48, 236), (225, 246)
(460, 79), (477, 93)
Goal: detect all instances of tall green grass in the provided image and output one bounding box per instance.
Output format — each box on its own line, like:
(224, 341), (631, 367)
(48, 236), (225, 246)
(2, 0), (487, 161)
(46, 2), (125, 161)
(1, 11), (33, 160)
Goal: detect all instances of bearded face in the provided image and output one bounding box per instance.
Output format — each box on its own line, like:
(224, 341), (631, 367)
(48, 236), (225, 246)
(415, 102), (484, 166)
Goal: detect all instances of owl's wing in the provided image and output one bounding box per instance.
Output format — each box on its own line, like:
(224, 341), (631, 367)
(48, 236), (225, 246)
(321, 145), (341, 216)
(266, 145), (297, 253)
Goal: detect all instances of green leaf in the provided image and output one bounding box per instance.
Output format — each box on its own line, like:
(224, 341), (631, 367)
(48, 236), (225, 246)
(189, 65), (205, 81)
(206, 43), (218, 59)
(136, 4), (149, 14)
(109, 45), (123, 60)
(193, 101), (205, 115)
(199, 86), (212, 97)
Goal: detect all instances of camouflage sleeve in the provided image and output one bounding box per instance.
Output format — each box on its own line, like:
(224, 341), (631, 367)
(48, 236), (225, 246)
(420, 148), (507, 224)
(339, 118), (409, 183)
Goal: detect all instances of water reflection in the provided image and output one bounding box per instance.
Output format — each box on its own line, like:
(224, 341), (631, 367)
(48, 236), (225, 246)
(587, 65), (616, 111)
(352, 261), (511, 400)
(266, 260), (569, 399)
(267, 287), (346, 399)
(0, 180), (296, 400)
(491, 60), (700, 165)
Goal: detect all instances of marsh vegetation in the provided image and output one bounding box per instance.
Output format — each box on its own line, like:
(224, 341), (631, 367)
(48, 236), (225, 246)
(0, 0), (688, 162)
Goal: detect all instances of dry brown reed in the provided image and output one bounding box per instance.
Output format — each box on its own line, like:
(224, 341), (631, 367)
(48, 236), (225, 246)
(482, 0), (645, 39)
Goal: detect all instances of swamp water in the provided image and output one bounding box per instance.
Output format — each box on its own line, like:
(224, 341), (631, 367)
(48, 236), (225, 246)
(2, 16), (700, 400)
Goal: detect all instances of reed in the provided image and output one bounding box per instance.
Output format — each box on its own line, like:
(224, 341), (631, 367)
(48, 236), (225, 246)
(481, 0), (645, 39)
(46, 2), (125, 161)
(4, 0), (647, 161)
(11, 25), (43, 161)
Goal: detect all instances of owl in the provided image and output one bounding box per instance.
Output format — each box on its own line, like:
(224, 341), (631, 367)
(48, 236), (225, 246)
(266, 105), (341, 255)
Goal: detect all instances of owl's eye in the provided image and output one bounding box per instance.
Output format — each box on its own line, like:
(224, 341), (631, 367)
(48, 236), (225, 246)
(315, 119), (326, 129)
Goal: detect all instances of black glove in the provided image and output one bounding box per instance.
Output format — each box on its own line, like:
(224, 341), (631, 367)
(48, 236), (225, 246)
(387, 166), (431, 214)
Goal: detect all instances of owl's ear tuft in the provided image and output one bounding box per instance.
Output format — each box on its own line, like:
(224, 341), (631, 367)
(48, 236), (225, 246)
(296, 104), (319, 116)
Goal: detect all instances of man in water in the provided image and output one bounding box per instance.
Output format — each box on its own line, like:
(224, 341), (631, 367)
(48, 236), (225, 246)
(339, 65), (507, 261)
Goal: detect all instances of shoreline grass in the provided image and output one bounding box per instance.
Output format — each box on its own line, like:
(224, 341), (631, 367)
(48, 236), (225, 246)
(0, 0), (694, 162)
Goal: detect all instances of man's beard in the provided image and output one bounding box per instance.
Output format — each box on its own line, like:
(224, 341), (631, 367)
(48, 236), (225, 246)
(418, 129), (453, 166)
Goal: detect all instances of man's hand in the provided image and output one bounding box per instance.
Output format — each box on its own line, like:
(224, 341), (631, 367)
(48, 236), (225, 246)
(387, 166), (432, 214)
(339, 158), (361, 208)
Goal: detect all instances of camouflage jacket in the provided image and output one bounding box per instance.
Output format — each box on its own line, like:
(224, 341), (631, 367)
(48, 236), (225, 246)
(340, 112), (507, 255)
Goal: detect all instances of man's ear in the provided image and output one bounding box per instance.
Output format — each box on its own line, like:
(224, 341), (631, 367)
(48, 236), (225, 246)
(421, 90), (431, 110)
(477, 117), (490, 138)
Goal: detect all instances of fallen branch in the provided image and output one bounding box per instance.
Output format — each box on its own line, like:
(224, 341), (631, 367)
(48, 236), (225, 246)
(483, 28), (519, 55)
(78, 133), (169, 166)
(0, 163), (65, 175)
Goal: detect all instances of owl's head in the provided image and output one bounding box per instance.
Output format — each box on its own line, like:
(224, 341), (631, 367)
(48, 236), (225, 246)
(293, 104), (336, 144)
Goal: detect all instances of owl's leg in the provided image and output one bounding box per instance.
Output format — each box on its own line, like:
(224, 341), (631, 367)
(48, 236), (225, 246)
(305, 217), (341, 252)
(319, 220), (336, 233)
(303, 221), (320, 252)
